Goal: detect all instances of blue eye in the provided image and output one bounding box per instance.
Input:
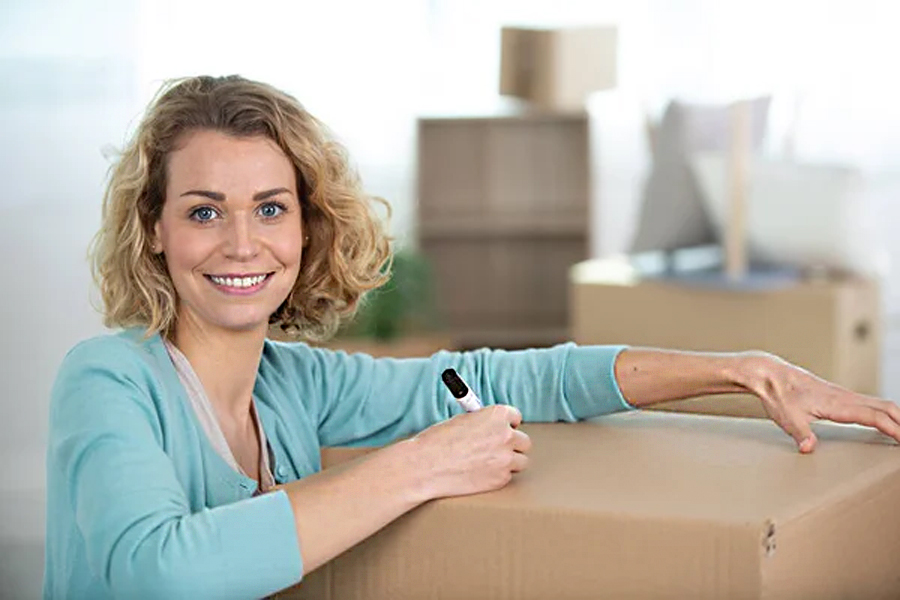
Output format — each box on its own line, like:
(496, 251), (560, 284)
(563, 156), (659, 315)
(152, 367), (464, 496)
(190, 206), (218, 222)
(259, 202), (285, 219)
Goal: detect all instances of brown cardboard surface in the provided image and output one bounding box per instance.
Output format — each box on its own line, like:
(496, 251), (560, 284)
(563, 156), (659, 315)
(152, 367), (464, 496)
(283, 412), (900, 599)
(500, 26), (617, 111)
(570, 262), (881, 419)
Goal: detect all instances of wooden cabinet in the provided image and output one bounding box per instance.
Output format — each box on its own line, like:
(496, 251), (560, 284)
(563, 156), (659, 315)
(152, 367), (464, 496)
(417, 114), (591, 349)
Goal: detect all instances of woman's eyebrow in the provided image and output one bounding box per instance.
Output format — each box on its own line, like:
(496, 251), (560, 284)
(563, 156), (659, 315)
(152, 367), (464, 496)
(253, 187), (294, 201)
(179, 187), (294, 202)
(181, 189), (225, 201)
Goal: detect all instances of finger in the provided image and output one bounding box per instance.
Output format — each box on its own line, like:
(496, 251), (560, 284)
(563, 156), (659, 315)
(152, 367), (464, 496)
(884, 401), (900, 429)
(498, 405), (522, 428)
(798, 432), (817, 454)
(866, 399), (900, 441)
(859, 398), (900, 436)
(884, 403), (900, 440)
(827, 402), (900, 443)
(510, 429), (531, 453)
(510, 452), (529, 473)
(777, 412), (817, 454)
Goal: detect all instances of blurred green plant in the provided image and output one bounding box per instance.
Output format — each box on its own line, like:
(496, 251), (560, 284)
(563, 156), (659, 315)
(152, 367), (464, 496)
(340, 248), (440, 342)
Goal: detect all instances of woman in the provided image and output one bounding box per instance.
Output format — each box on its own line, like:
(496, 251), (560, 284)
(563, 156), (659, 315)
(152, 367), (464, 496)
(44, 75), (900, 599)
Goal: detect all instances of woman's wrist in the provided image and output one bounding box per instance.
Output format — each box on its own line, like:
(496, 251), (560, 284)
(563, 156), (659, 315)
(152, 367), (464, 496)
(387, 436), (439, 506)
(728, 351), (781, 400)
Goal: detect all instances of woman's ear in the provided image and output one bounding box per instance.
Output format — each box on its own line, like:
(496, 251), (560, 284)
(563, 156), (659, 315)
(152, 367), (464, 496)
(151, 222), (164, 254)
(301, 225), (309, 250)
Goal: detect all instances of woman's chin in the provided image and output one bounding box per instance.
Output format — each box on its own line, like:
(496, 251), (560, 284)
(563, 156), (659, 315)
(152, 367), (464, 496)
(211, 313), (275, 335)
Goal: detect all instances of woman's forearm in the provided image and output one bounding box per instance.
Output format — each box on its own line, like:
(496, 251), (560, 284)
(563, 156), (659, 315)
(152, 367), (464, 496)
(278, 438), (429, 577)
(613, 348), (773, 408)
(278, 404), (531, 579)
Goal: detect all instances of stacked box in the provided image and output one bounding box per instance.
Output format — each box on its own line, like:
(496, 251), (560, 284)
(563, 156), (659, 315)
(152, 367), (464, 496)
(500, 26), (618, 111)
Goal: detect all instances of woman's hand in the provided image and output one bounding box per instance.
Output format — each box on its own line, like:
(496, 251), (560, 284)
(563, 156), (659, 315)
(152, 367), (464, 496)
(742, 352), (900, 453)
(409, 404), (531, 500)
(274, 409), (530, 576)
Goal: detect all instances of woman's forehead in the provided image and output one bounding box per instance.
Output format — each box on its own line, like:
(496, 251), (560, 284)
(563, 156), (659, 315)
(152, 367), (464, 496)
(166, 130), (297, 194)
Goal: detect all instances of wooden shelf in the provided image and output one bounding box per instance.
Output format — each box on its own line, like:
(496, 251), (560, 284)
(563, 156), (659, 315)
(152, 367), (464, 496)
(419, 220), (588, 239)
(417, 114), (591, 352)
(417, 117), (589, 229)
(418, 112), (589, 125)
(450, 326), (572, 351)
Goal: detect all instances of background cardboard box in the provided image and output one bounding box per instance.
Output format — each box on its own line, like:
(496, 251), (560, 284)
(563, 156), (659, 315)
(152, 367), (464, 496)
(499, 26), (617, 111)
(282, 412), (900, 600)
(570, 257), (881, 418)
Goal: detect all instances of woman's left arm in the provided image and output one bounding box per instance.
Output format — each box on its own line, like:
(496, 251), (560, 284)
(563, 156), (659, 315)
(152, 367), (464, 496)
(614, 348), (900, 453)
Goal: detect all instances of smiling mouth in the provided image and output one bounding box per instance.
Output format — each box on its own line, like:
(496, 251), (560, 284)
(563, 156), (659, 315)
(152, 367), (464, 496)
(204, 272), (274, 290)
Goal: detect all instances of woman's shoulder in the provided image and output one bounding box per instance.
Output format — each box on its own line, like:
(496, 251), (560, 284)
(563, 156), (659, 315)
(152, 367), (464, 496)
(259, 337), (384, 388)
(64, 327), (161, 363)
(56, 327), (166, 387)
(50, 330), (175, 447)
(261, 336), (382, 367)
(260, 336), (327, 373)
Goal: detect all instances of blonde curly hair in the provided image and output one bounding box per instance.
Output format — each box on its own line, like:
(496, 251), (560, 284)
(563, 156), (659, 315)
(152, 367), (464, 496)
(90, 75), (392, 340)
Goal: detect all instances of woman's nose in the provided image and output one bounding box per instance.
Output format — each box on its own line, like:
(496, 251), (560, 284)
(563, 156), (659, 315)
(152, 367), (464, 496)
(223, 214), (260, 260)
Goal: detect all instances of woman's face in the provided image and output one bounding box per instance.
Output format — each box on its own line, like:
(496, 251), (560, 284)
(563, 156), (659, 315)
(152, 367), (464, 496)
(154, 129), (304, 336)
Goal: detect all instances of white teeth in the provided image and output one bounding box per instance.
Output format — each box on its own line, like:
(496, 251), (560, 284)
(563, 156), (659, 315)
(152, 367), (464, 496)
(210, 274), (267, 288)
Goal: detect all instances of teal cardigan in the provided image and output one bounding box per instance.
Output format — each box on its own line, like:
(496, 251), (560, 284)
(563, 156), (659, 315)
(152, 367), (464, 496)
(44, 328), (631, 599)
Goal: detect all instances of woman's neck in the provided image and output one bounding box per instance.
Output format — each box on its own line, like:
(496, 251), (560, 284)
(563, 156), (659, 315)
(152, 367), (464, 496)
(170, 319), (268, 422)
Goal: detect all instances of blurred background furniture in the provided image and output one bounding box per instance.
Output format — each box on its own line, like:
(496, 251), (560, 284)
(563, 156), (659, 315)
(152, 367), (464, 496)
(268, 249), (454, 357)
(499, 25), (617, 112)
(417, 113), (590, 350)
(630, 96), (771, 254)
(414, 25), (617, 351)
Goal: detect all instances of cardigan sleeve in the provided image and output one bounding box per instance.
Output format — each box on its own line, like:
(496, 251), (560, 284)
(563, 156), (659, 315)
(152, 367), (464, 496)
(275, 341), (634, 448)
(48, 339), (303, 599)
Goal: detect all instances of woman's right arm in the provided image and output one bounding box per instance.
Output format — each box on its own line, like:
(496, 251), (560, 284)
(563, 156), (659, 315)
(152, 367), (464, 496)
(49, 339), (528, 597)
(278, 403), (529, 575)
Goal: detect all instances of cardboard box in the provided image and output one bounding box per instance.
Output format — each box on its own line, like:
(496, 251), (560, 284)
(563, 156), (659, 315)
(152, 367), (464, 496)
(500, 26), (617, 111)
(569, 258), (881, 418)
(282, 412), (900, 599)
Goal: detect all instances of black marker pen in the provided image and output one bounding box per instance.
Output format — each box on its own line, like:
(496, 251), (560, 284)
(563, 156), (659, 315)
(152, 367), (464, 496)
(441, 368), (483, 412)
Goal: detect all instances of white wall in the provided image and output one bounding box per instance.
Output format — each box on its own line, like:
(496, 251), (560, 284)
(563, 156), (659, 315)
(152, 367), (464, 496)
(134, 0), (429, 247)
(0, 1), (142, 596)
